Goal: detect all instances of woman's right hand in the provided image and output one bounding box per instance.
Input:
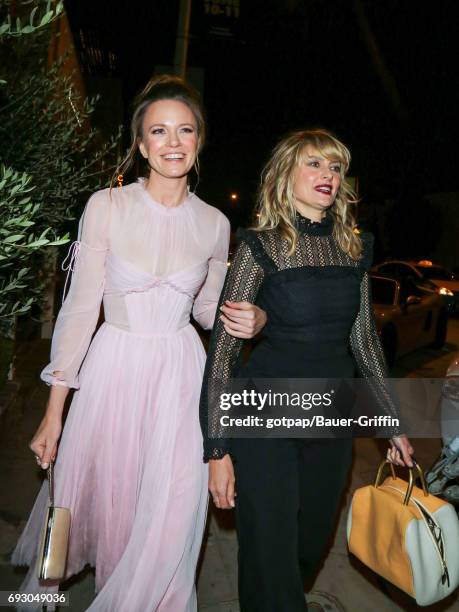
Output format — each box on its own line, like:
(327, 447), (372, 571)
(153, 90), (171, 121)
(30, 382), (68, 469)
(387, 434), (415, 468)
(209, 454), (236, 510)
(30, 415), (62, 470)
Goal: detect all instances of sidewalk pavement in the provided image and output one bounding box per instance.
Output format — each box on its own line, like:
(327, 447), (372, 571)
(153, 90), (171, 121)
(0, 340), (458, 611)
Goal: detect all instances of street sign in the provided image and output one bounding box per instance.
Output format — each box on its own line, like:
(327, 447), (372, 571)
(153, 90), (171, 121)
(200, 0), (241, 39)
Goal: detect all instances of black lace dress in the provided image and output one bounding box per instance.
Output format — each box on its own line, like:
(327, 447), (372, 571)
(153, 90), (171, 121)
(200, 213), (401, 460)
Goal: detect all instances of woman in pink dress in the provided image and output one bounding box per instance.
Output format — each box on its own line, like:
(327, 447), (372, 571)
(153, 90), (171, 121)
(12, 75), (266, 611)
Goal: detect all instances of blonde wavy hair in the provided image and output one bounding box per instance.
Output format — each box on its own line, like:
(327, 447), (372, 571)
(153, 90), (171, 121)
(254, 129), (362, 259)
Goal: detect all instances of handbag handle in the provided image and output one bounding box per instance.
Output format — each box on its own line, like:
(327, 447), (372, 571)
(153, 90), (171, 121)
(374, 460), (428, 505)
(47, 461), (55, 507)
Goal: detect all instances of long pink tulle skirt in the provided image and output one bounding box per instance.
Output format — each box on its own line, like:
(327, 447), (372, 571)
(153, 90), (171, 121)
(12, 322), (208, 611)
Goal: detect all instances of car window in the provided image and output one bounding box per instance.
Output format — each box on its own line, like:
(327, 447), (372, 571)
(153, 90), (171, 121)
(415, 265), (454, 281)
(378, 263), (401, 277)
(379, 263), (412, 278)
(394, 264), (414, 278)
(371, 277), (396, 304)
(399, 278), (423, 303)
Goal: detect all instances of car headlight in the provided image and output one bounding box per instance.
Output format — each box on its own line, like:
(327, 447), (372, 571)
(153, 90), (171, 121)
(439, 287), (454, 296)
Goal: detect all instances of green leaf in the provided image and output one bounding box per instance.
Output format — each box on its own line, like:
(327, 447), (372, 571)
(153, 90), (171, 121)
(47, 237), (70, 246)
(29, 6), (38, 25)
(39, 10), (54, 26)
(26, 239), (49, 247)
(21, 25), (35, 34)
(3, 235), (25, 243)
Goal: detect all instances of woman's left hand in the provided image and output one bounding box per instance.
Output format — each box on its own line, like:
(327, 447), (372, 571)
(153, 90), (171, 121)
(220, 300), (267, 339)
(387, 434), (415, 467)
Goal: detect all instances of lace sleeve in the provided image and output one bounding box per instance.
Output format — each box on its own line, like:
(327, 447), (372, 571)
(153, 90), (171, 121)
(349, 238), (403, 436)
(200, 236), (265, 461)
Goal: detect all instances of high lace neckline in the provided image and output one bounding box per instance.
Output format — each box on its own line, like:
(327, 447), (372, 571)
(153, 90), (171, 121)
(295, 211), (333, 236)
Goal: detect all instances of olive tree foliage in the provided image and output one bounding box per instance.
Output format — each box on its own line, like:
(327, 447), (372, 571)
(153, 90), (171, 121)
(0, 0), (64, 38)
(0, 166), (69, 322)
(1, 60), (122, 235)
(0, 0), (121, 337)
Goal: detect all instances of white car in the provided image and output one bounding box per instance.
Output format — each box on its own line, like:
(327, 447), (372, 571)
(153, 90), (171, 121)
(372, 260), (458, 312)
(370, 274), (447, 367)
(416, 261), (459, 311)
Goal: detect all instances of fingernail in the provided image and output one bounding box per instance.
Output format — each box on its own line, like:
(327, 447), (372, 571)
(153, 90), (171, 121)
(230, 501), (235, 507)
(42, 463), (49, 469)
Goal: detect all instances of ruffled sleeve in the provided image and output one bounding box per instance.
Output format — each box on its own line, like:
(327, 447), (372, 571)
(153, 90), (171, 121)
(349, 232), (403, 436)
(199, 231), (265, 460)
(40, 191), (110, 389)
(235, 228), (277, 274)
(192, 213), (231, 330)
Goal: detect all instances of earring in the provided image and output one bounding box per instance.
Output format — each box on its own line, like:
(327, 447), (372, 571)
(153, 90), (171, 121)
(117, 174), (124, 188)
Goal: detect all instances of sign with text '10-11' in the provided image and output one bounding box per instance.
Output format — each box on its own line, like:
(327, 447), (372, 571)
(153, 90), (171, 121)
(203, 0), (241, 38)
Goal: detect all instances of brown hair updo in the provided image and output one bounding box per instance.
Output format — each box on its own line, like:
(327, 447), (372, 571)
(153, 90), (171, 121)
(113, 75), (205, 186)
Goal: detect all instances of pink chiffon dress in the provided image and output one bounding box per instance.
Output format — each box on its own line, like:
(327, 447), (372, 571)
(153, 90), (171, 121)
(12, 179), (230, 611)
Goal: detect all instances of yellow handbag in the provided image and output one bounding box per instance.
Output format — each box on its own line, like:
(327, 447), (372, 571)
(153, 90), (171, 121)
(346, 461), (459, 606)
(36, 462), (71, 581)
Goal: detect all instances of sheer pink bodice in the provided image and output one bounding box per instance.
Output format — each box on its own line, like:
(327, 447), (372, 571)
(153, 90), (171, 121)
(41, 180), (230, 388)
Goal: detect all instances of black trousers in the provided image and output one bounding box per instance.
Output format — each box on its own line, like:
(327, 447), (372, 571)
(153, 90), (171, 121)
(231, 437), (353, 612)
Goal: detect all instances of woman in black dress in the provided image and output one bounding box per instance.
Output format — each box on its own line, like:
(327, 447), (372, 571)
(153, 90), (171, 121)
(200, 129), (414, 611)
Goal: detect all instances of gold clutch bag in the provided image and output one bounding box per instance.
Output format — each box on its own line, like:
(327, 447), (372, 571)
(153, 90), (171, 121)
(36, 462), (71, 581)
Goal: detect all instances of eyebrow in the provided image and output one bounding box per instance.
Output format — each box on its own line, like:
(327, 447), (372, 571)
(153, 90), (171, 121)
(148, 122), (195, 128)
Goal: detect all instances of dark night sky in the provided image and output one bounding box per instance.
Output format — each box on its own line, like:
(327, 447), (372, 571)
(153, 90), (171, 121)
(65, 0), (459, 218)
